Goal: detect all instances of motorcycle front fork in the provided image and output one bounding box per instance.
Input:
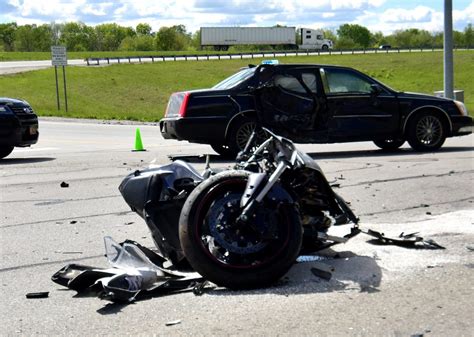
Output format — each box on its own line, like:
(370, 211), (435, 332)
(237, 160), (289, 224)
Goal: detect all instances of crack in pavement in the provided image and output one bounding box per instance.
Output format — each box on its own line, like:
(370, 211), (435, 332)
(1, 210), (133, 229)
(1, 194), (120, 204)
(1, 173), (128, 188)
(359, 196), (474, 217)
(338, 169), (473, 188)
(0, 254), (105, 273)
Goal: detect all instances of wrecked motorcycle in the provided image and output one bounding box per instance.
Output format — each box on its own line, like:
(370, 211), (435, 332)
(119, 128), (359, 289)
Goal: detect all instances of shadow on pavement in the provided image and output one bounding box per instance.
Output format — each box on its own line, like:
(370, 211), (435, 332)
(0, 157), (56, 165)
(168, 154), (231, 163)
(168, 146), (473, 163)
(207, 249), (382, 297)
(307, 146), (474, 160)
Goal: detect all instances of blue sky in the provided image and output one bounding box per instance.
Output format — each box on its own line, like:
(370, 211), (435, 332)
(0, 0), (472, 34)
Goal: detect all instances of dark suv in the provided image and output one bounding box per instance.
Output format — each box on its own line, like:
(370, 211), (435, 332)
(0, 97), (39, 159)
(160, 63), (472, 156)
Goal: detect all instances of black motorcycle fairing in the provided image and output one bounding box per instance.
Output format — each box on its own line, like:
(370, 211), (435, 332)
(119, 160), (204, 265)
(119, 160), (204, 216)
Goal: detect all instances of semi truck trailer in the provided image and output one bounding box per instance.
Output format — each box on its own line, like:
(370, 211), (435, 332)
(200, 27), (333, 51)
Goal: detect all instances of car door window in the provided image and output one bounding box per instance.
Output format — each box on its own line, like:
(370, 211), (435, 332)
(274, 72), (317, 94)
(274, 74), (307, 94)
(323, 68), (372, 94)
(301, 73), (317, 93)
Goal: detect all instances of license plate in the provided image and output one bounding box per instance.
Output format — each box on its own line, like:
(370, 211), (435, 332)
(29, 126), (38, 135)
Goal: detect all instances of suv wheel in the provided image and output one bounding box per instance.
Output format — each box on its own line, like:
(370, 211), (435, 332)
(407, 112), (446, 151)
(0, 146), (14, 159)
(373, 139), (405, 151)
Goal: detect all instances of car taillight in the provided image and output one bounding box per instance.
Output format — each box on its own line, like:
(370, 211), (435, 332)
(178, 92), (190, 117)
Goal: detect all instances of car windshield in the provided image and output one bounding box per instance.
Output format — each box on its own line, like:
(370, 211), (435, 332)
(213, 68), (255, 89)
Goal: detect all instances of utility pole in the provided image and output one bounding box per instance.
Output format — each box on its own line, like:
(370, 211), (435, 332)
(444, 0), (454, 99)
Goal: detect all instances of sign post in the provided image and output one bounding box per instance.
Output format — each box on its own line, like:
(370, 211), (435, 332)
(51, 46), (68, 112)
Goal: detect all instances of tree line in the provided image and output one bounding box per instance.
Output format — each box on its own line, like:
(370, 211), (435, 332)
(0, 21), (473, 53)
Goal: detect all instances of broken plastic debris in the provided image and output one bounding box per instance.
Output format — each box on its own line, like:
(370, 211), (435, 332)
(193, 280), (210, 296)
(362, 228), (445, 249)
(60, 182), (69, 188)
(165, 319), (181, 326)
(310, 262), (334, 280)
(296, 255), (327, 263)
(52, 237), (204, 303)
(26, 292), (49, 299)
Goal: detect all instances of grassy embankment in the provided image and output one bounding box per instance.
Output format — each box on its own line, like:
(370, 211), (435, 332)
(0, 51), (472, 121)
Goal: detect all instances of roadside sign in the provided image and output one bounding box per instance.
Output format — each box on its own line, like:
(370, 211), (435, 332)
(51, 46), (69, 112)
(51, 46), (67, 66)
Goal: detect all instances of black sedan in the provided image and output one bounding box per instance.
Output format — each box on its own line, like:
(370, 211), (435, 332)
(160, 63), (472, 156)
(0, 97), (39, 159)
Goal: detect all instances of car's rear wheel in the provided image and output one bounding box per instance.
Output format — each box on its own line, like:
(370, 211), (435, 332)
(373, 139), (405, 151)
(407, 112), (446, 151)
(0, 146), (14, 159)
(322, 45), (329, 51)
(226, 119), (265, 157)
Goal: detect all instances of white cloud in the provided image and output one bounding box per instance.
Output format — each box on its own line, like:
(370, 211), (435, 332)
(453, 1), (474, 22)
(82, 2), (114, 16)
(381, 6), (434, 23)
(20, 0), (84, 17)
(0, 0), (472, 35)
(322, 12), (336, 18)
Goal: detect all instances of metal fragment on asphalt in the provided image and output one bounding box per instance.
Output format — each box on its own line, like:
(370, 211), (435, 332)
(165, 320), (182, 326)
(310, 262), (335, 280)
(26, 292), (49, 299)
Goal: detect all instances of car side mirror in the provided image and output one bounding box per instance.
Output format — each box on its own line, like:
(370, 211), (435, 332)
(370, 84), (382, 96)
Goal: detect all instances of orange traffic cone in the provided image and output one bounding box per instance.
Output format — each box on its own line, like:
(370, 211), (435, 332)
(133, 128), (146, 151)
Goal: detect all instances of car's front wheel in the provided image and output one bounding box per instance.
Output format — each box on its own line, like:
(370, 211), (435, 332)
(407, 112), (446, 151)
(373, 139), (405, 151)
(0, 146), (14, 159)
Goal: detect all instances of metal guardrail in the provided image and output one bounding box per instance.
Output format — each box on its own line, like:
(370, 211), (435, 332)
(84, 47), (472, 66)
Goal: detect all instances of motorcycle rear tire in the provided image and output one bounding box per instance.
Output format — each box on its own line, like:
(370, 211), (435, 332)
(179, 170), (302, 289)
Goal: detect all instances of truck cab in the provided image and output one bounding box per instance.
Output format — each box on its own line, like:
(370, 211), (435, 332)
(298, 28), (333, 50)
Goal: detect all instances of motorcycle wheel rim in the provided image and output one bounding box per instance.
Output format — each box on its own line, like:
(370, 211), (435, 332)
(193, 178), (291, 269)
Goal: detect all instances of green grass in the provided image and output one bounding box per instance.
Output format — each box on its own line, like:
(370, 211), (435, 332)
(0, 51), (472, 121)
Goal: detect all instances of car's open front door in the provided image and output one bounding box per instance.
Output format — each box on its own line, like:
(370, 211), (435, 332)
(256, 67), (320, 139)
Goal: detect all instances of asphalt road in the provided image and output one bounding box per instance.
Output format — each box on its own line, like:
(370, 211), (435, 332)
(1, 118), (473, 335)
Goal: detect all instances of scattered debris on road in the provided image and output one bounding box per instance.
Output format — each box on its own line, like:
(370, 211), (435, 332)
(60, 182), (69, 188)
(193, 280), (214, 296)
(310, 262), (335, 281)
(296, 255), (327, 263)
(362, 229), (445, 249)
(52, 237), (204, 303)
(165, 319), (182, 326)
(26, 292), (49, 299)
